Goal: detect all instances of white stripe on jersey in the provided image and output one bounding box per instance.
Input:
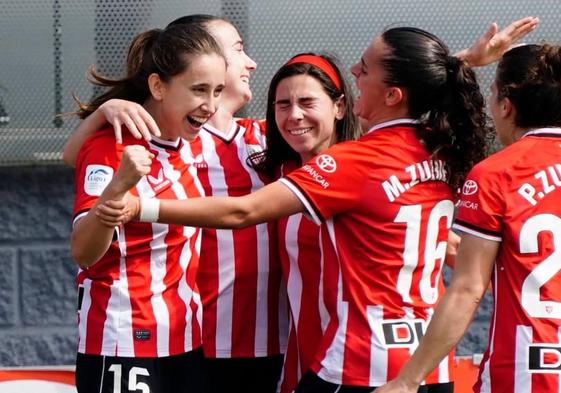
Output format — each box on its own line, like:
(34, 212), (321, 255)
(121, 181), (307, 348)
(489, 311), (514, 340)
(479, 361), (491, 393)
(317, 219), (346, 384)
(318, 296), (347, 385)
(77, 279), (92, 353)
(514, 325), (532, 393)
(193, 233), (203, 342)
(181, 140), (204, 352)
(182, 236), (197, 351)
(149, 222), (170, 357)
(255, 221), (270, 355)
(178, 235), (195, 350)
(367, 305), (388, 385)
(453, 223), (502, 242)
(144, 149), (174, 356)
(200, 131), (235, 356)
(115, 227), (134, 356)
(233, 123), (272, 355)
(278, 280), (289, 353)
(317, 230), (329, 333)
(285, 214), (303, 326)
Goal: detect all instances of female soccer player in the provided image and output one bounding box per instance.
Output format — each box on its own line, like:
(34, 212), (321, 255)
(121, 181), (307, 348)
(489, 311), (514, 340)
(377, 42), (561, 393)
(64, 15), (288, 393)
(249, 53), (360, 393)
(70, 24), (226, 393)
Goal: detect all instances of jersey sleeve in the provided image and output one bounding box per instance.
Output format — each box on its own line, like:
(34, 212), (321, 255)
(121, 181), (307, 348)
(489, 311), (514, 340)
(280, 142), (370, 224)
(453, 163), (504, 242)
(73, 130), (120, 223)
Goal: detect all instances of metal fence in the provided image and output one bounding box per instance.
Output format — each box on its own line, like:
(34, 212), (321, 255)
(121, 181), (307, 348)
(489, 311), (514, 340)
(0, 0), (557, 165)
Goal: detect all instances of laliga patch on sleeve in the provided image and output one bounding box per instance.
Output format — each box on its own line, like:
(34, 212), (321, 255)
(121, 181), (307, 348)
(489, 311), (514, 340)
(84, 164), (114, 196)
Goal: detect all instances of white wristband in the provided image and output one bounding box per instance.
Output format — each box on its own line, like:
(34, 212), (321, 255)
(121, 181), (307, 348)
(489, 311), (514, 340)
(139, 198), (160, 223)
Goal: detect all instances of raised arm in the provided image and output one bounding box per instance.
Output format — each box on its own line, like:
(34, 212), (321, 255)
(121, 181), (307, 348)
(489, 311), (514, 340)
(63, 99), (161, 166)
(375, 233), (498, 393)
(456, 16), (539, 67)
(71, 145), (153, 268)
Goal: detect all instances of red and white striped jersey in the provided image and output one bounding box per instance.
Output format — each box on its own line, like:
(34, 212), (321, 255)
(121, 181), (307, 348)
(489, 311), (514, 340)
(190, 118), (288, 358)
(277, 212), (341, 393)
(73, 128), (204, 358)
(276, 161), (339, 393)
(280, 119), (453, 387)
(454, 128), (561, 393)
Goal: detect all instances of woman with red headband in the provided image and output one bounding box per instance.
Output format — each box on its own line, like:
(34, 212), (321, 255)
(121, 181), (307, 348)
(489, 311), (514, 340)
(248, 52), (361, 393)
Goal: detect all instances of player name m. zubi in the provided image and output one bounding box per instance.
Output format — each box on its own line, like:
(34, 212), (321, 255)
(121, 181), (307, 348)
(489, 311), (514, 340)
(382, 159), (448, 202)
(518, 163), (561, 206)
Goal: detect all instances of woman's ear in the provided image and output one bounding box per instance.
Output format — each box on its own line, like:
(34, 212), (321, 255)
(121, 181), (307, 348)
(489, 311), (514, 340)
(334, 94), (345, 120)
(499, 96), (514, 119)
(148, 73), (164, 101)
(385, 87), (404, 107)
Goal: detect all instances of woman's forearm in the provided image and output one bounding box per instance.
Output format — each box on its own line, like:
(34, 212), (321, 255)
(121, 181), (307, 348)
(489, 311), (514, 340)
(71, 183), (128, 268)
(151, 181), (305, 228)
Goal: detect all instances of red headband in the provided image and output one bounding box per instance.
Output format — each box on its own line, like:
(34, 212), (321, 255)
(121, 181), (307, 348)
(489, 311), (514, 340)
(285, 54), (342, 91)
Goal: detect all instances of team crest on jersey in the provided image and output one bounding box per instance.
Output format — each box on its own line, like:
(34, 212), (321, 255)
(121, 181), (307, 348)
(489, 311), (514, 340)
(246, 143), (264, 157)
(462, 180), (478, 195)
(147, 168), (172, 192)
(84, 165), (113, 196)
(315, 154), (337, 173)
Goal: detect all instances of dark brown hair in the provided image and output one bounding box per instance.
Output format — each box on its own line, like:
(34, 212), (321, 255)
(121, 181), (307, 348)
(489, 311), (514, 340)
(75, 23), (224, 118)
(496, 43), (561, 129)
(381, 27), (493, 191)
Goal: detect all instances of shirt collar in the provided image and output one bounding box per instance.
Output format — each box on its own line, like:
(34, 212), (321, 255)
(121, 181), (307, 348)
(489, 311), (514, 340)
(521, 127), (561, 138)
(365, 118), (419, 135)
(149, 135), (182, 150)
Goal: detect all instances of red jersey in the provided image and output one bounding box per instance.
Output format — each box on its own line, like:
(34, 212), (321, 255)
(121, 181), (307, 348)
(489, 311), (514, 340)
(190, 118), (288, 358)
(280, 119), (453, 386)
(454, 128), (561, 393)
(73, 129), (204, 358)
(276, 162), (341, 393)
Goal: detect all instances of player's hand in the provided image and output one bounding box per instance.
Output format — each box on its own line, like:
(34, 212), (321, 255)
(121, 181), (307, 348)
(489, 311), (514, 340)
(99, 99), (161, 143)
(373, 379), (418, 393)
(96, 193), (140, 226)
(456, 16), (539, 67)
(112, 145), (154, 193)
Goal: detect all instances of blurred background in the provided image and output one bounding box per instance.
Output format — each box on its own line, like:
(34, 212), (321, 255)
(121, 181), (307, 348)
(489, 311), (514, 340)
(0, 0), (556, 367)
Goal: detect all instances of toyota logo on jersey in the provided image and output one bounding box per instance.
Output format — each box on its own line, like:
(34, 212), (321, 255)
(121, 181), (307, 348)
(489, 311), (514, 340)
(316, 154), (336, 173)
(462, 180), (478, 195)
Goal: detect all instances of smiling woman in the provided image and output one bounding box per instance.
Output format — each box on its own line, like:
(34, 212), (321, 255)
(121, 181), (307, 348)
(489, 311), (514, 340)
(69, 23), (226, 393)
(142, 53), (226, 140)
